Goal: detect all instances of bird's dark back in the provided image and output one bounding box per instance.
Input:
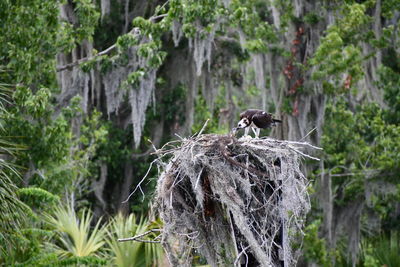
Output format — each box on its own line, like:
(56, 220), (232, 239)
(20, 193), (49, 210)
(239, 109), (264, 119)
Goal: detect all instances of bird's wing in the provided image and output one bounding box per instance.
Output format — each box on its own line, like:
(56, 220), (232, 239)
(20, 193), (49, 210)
(252, 112), (274, 128)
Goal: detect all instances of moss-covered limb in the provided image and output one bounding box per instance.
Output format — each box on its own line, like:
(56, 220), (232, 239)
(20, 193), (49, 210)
(153, 134), (319, 266)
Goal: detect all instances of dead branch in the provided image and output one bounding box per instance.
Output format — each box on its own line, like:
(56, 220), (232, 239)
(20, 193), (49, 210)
(121, 158), (158, 203)
(118, 228), (162, 243)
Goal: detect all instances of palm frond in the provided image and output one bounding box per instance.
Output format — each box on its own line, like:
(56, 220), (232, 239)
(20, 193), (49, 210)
(106, 213), (164, 267)
(0, 157), (31, 246)
(46, 204), (107, 258)
(373, 232), (400, 267)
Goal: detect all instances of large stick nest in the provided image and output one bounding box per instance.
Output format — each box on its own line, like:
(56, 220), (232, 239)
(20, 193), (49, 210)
(153, 134), (319, 266)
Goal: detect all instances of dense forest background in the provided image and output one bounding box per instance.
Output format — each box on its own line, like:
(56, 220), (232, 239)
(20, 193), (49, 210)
(1, 0), (399, 266)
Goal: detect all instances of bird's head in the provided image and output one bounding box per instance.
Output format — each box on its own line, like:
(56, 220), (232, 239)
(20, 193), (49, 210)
(237, 117), (251, 129)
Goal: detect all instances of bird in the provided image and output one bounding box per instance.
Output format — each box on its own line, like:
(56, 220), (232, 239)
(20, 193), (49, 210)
(233, 109), (282, 138)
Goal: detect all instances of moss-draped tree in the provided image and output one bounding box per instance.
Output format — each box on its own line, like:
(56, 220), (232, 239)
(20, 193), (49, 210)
(1, 0), (400, 265)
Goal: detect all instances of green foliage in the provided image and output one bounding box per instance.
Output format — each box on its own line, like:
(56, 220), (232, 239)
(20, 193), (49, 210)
(310, 2), (371, 90)
(57, 255), (107, 266)
(359, 232), (400, 267)
(1, 1), (400, 266)
(0, 0), (99, 87)
(168, 0), (220, 29)
(192, 92), (225, 134)
(113, 15), (168, 89)
(5, 86), (71, 174)
(73, 0), (100, 42)
(0, 0), (61, 86)
(319, 98), (400, 263)
(362, 244), (381, 267)
(378, 66), (400, 124)
(4, 87), (108, 195)
(116, 34), (140, 51)
(1, 226), (55, 266)
(96, 123), (131, 169)
(322, 99), (400, 206)
(382, 0), (400, 18)
(312, 40), (363, 84)
(106, 213), (163, 267)
(81, 111), (108, 144)
(160, 84), (187, 125)
(0, 155), (34, 264)
(303, 12), (320, 25)
(0, 143), (29, 232)
(192, 94), (214, 134)
(371, 232), (400, 267)
(18, 187), (60, 209)
(303, 220), (331, 267)
(0, 80), (36, 264)
(46, 204), (107, 258)
(335, 3), (370, 40)
(95, 119), (157, 212)
(229, 0), (279, 53)
(13, 254), (107, 266)
(220, 39), (250, 62)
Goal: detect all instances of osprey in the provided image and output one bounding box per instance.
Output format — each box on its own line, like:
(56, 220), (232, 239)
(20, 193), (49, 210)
(234, 109), (282, 138)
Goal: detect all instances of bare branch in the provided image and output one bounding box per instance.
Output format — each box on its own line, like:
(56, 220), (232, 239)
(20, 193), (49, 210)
(299, 126), (317, 142)
(195, 119), (210, 137)
(118, 228), (162, 243)
(118, 238), (161, 243)
(121, 158), (158, 203)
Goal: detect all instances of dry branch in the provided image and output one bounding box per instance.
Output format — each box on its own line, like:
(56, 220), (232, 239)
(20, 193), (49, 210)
(118, 228), (162, 243)
(152, 134), (319, 266)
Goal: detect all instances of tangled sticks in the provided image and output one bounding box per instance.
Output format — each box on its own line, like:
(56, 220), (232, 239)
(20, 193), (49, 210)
(153, 134), (320, 266)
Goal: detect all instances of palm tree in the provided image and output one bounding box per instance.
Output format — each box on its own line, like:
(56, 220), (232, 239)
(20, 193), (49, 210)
(46, 204), (107, 259)
(0, 67), (31, 262)
(106, 213), (164, 267)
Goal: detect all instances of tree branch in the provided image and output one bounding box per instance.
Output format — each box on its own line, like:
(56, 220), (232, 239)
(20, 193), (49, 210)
(56, 28), (140, 72)
(118, 229), (162, 243)
(56, 13), (168, 72)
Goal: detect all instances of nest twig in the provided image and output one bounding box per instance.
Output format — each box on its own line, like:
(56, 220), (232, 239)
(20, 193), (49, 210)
(153, 134), (319, 266)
